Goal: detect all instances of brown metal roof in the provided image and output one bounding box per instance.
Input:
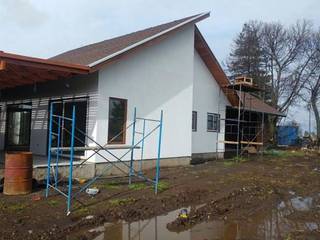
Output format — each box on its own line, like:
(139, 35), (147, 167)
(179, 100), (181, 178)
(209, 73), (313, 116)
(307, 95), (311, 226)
(239, 92), (285, 116)
(51, 13), (209, 66)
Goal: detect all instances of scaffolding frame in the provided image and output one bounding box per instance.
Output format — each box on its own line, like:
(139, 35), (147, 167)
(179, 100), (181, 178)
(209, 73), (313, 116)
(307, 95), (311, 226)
(216, 81), (265, 158)
(45, 103), (163, 215)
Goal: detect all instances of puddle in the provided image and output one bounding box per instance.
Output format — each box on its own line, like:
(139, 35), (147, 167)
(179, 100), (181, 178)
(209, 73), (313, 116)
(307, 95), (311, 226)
(87, 194), (320, 240)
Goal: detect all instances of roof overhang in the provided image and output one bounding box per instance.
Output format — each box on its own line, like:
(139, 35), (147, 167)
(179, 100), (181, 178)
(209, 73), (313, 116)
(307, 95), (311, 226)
(194, 27), (239, 106)
(0, 51), (90, 90)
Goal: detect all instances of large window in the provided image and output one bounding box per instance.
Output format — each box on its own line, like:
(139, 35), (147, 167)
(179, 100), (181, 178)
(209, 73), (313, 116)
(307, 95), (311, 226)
(50, 98), (88, 153)
(192, 111), (197, 132)
(108, 97), (127, 144)
(207, 113), (220, 132)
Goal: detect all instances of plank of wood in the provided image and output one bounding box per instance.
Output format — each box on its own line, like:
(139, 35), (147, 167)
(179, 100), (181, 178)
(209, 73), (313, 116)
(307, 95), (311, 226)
(219, 140), (239, 145)
(240, 141), (263, 146)
(51, 145), (141, 152)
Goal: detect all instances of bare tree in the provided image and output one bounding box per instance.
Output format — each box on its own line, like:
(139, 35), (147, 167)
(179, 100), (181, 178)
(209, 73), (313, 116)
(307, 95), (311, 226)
(301, 30), (320, 140)
(261, 20), (313, 114)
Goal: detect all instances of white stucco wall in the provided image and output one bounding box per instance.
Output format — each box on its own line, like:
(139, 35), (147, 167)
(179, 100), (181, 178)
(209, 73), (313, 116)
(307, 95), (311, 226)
(192, 50), (229, 154)
(93, 25), (195, 162)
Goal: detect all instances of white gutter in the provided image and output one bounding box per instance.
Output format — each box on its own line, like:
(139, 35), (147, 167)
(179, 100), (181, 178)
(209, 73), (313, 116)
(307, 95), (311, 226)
(88, 12), (210, 68)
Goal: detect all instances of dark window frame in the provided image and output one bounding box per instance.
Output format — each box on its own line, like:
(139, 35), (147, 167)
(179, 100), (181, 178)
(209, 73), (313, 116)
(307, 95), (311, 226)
(207, 112), (220, 132)
(108, 97), (128, 144)
(5, 103), (32, 151)
(192, 111), (197, 132)
(47, 97), (89, 156)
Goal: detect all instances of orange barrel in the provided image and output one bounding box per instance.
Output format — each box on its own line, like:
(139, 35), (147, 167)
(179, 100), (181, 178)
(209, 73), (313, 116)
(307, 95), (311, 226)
(4, 152), (33, 195)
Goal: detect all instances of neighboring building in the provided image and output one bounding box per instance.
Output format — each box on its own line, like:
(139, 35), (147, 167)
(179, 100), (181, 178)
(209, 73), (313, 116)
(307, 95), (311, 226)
(0, 12), (283, 169)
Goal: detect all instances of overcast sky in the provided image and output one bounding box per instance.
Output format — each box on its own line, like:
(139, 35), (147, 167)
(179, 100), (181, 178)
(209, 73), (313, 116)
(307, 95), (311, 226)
(1, 0), (319, 132)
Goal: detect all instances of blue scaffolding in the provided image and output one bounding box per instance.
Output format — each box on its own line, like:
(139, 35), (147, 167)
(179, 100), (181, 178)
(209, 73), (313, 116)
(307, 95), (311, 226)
(45, 102), (163, 215)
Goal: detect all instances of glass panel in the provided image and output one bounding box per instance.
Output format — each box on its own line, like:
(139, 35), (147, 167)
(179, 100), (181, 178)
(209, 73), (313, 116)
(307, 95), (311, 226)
(50, 100), (87, 150)
(63, 101), (87, 148)
(6, 108), (31, 148)
(108, 98), (127, 143)
(207, 114), (214, 130)
(51, 102), (63, 148)
(192, 111), (197, 131)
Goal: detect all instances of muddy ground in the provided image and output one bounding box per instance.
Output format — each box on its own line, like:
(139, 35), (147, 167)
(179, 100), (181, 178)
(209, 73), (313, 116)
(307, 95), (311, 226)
(0, 150), (320, 240)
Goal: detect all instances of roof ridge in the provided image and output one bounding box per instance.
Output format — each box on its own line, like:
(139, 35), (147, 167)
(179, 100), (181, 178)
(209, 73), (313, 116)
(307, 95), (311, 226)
(50, 12), (209, 66)
(52, 14), (203, 58)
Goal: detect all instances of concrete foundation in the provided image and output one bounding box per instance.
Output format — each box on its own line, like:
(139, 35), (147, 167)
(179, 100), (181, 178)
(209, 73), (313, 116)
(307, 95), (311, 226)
(0, 152), (191, 181)
(191, 152), (224, 164)
(18, 156), (192, 180)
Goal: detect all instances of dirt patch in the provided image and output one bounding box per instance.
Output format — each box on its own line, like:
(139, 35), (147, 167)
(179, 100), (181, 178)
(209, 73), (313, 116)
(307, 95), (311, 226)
(0, 150), (320, 239)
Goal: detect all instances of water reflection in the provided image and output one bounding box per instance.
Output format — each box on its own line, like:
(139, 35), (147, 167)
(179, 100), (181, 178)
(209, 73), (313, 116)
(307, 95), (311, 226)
(91, 194), (320, 240)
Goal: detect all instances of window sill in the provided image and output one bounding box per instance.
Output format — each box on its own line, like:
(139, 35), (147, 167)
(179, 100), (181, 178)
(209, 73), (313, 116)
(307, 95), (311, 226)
(207, 130), (219, 132)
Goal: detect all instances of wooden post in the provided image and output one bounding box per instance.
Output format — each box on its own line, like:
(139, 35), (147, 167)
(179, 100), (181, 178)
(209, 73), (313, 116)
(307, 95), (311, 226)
(0, 60), (6, 70)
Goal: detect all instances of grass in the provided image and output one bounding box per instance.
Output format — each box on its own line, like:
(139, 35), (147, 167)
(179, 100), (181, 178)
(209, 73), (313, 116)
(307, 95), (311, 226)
(108, 197), (136, 206)
(223, 160), (236, 167)
(0, 200), (27, 212)
(231, 156), (249, 162)
(156, 181), (170, 192)
(7, 203), (27, 212)
(223, 156), (249, 167)
(99, 181), (121, 190)
(48, 200), (59, 207)
(264, 149), (305, 158)
(75, 207), (90, 215)
(72, 202), (91, 216)
(0, 201), (5, 211)
(222, 149), (305, 167)
(128, 183), (147, 191)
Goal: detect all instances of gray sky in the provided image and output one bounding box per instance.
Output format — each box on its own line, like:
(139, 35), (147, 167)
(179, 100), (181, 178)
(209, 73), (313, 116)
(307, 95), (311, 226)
(1, 0), (319, 131)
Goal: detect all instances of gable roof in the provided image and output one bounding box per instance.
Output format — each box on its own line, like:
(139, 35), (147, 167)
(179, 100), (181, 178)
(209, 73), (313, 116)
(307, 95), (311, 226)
(51, 13), (209, 68)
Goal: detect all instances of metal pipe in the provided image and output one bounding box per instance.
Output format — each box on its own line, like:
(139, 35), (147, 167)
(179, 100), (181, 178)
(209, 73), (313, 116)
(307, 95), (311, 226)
(216, 87), (221, 160)
(129, 107), (137, 185)
(236, 84), (242, 157)
(139, 119), (146, 174)
(67, 105), (76, 215)
(45, 102), (54, 198)
(155, 110), (163, 194)
(54, 116), (61, 188)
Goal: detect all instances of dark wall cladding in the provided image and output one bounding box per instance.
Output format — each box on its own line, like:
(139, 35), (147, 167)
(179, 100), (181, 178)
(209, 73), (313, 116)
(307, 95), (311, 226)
(0, 72), (99, 155)
(0, 72), (99, 101)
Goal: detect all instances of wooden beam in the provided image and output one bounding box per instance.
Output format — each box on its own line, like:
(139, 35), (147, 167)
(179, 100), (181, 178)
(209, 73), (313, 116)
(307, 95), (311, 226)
(0, 60), (6, 70)
(219, 140), (239, 145)
(240, 141), (263, 146)
(0, 52), (90, 74)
